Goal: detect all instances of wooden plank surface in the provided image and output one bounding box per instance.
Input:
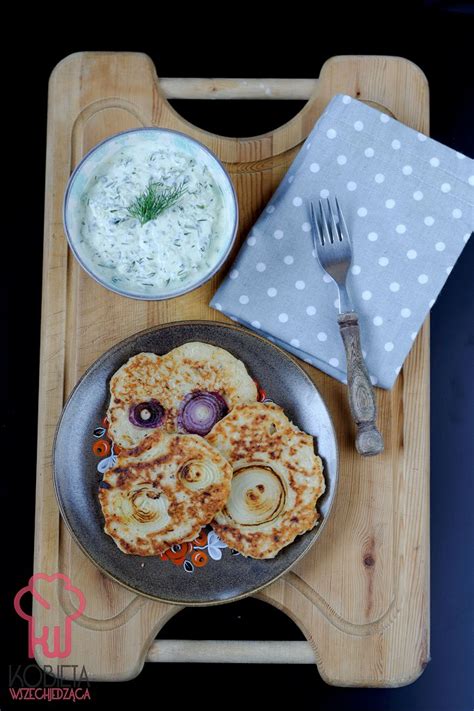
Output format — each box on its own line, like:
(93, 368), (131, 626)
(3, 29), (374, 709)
(34, 52), (430, 685)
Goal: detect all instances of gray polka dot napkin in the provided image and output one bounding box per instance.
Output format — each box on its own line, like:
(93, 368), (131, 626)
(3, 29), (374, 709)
(210, 95), (474, 389)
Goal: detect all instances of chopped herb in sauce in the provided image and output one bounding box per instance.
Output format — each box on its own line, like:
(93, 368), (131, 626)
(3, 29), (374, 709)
(79, 145), (227, 292)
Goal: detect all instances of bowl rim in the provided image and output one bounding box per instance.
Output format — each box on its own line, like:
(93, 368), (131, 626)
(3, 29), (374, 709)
(63, 126), (239, 301)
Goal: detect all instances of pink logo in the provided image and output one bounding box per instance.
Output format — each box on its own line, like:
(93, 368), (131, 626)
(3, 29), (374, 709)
(14, 573), (86, 659)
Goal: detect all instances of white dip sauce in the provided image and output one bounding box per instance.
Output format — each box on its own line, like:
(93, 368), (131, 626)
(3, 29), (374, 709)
(79, 145), (227, 294)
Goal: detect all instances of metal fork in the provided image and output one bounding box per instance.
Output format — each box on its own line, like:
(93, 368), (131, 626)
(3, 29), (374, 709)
(310, 197), (384, 456)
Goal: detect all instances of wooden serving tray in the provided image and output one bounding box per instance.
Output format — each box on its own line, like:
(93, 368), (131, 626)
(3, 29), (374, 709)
(34, 52), (430, 685)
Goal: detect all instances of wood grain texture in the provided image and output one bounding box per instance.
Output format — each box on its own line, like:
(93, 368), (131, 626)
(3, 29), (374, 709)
(159, 77), (319, 100)
(34, 52), (430, 685)
(338, 312), (384, 456)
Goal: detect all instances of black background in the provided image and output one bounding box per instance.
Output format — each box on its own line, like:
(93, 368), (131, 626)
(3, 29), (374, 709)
(3, 2), (474, 709)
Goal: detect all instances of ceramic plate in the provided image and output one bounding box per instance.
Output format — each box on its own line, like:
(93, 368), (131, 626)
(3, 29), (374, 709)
(53, 321), (338, 605)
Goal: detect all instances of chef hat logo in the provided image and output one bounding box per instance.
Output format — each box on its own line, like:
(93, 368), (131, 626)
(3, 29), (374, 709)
(14, 573), (86, 659)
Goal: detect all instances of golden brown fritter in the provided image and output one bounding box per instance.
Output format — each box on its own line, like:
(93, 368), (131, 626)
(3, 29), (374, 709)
(206, 402), (325, 559)
(99, 431), (232, 556)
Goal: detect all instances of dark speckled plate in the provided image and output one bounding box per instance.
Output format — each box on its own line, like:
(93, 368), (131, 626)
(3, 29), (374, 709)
(53, 321), (338, 605)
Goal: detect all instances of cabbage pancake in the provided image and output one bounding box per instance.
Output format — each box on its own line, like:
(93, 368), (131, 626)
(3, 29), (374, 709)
(107, 343), (257, 449)
(107, 352), (168, 450)
(206, 402), (325, 559)
(99, 432), (232, 556)
(163, 342), (257, 434)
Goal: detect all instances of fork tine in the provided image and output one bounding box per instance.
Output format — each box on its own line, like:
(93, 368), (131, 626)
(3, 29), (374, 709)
(318, 200), (332, 245)
(335, 196), (350, 243)
(309, 201), (323, 249)
(327, 198), (341, 242)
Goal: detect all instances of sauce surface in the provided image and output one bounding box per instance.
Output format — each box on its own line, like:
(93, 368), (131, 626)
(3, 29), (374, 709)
(79, 145), (227, 294)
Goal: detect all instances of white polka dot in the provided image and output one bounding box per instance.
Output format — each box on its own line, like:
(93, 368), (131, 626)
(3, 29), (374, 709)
(378, 257), (389, 267)
(287, 175), (294, 184)
(385, 199), (396, 209)
(327, 128), (337, 139)
(430, 157), (440, 167)
(429, 299), (435, 308)
(395, 366), (401, 375)
(365, 147), (375, 157)
(391, 139), (401, 150)
(380, 113), (390, 123)
(278, 313), (288, 323)
(329, 357), (340, 367)
(295, 280), (305, 290)
(301, 222), (312, 233)
(317, 332), (327, 341)
(351, 265), (361, 275)
(323, 274), (332, 283)
(401, 308), (411, 318)
(370, 375), (378, 385)
(452, 208), (462, 219)
(320, 188), (330, 198)
(342, 95), (352, 104)
(354, 120), (364, 131)
(267, 287), (277, 297)
(417, 133), (427, 141)
(464, 233), (470, 243)
(337, 155), (347, 165)
(256, 262), (266, 272)
(396, 224), (406, 234)
(247, 236), (256, 246)
(230, 269), (239, 279)
(290, 338), (300, 347)
(389, 282), (400, 292)
(214, 302), (222, 311)
(384, 342), (394, 352)
(347, 181), (357, 191)
(251, 320), (261, 328)
(292, 196), (303, 206)
(441, 183), (451, 193)
(446, 265), (453, 275)
(306, 142), (312, 151)
(456, 152), (466, 160)
(334, 298), (340, 309)
(239, 295), (249, 304)
(283, 255), (294, 265)
(362, 350), (367, 358)
(468, 175), (474, 186)
(274, 229), (284, 239)
(418, 274), (428, 284)
(306, 306), (316, 316)
(362, 290), (372, 300)
(357, 207), (368, 217)
(367, 231), (378, 242)
(373, 316), (383, 326)
(424, 216), (435, 226)
(407, 249), (417, 259)
(374, 173), (385, 183)
(402, 165), (413, 175)
(435, 242), (445, 252)
(310, 162), (320, 173)
(266, 205), (275, 214)
(411, 332), (417, 341)
(413, 191), (423, 201)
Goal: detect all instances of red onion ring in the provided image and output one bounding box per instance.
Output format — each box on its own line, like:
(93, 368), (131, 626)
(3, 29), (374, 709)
(178, 391), (228, 436)
(129, 400), (165, 428)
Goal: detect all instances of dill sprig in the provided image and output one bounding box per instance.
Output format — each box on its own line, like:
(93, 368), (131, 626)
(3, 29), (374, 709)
(127, 181), (187, 225)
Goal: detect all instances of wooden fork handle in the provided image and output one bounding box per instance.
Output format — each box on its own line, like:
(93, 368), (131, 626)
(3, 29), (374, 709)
(337, 312), (384, 456)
